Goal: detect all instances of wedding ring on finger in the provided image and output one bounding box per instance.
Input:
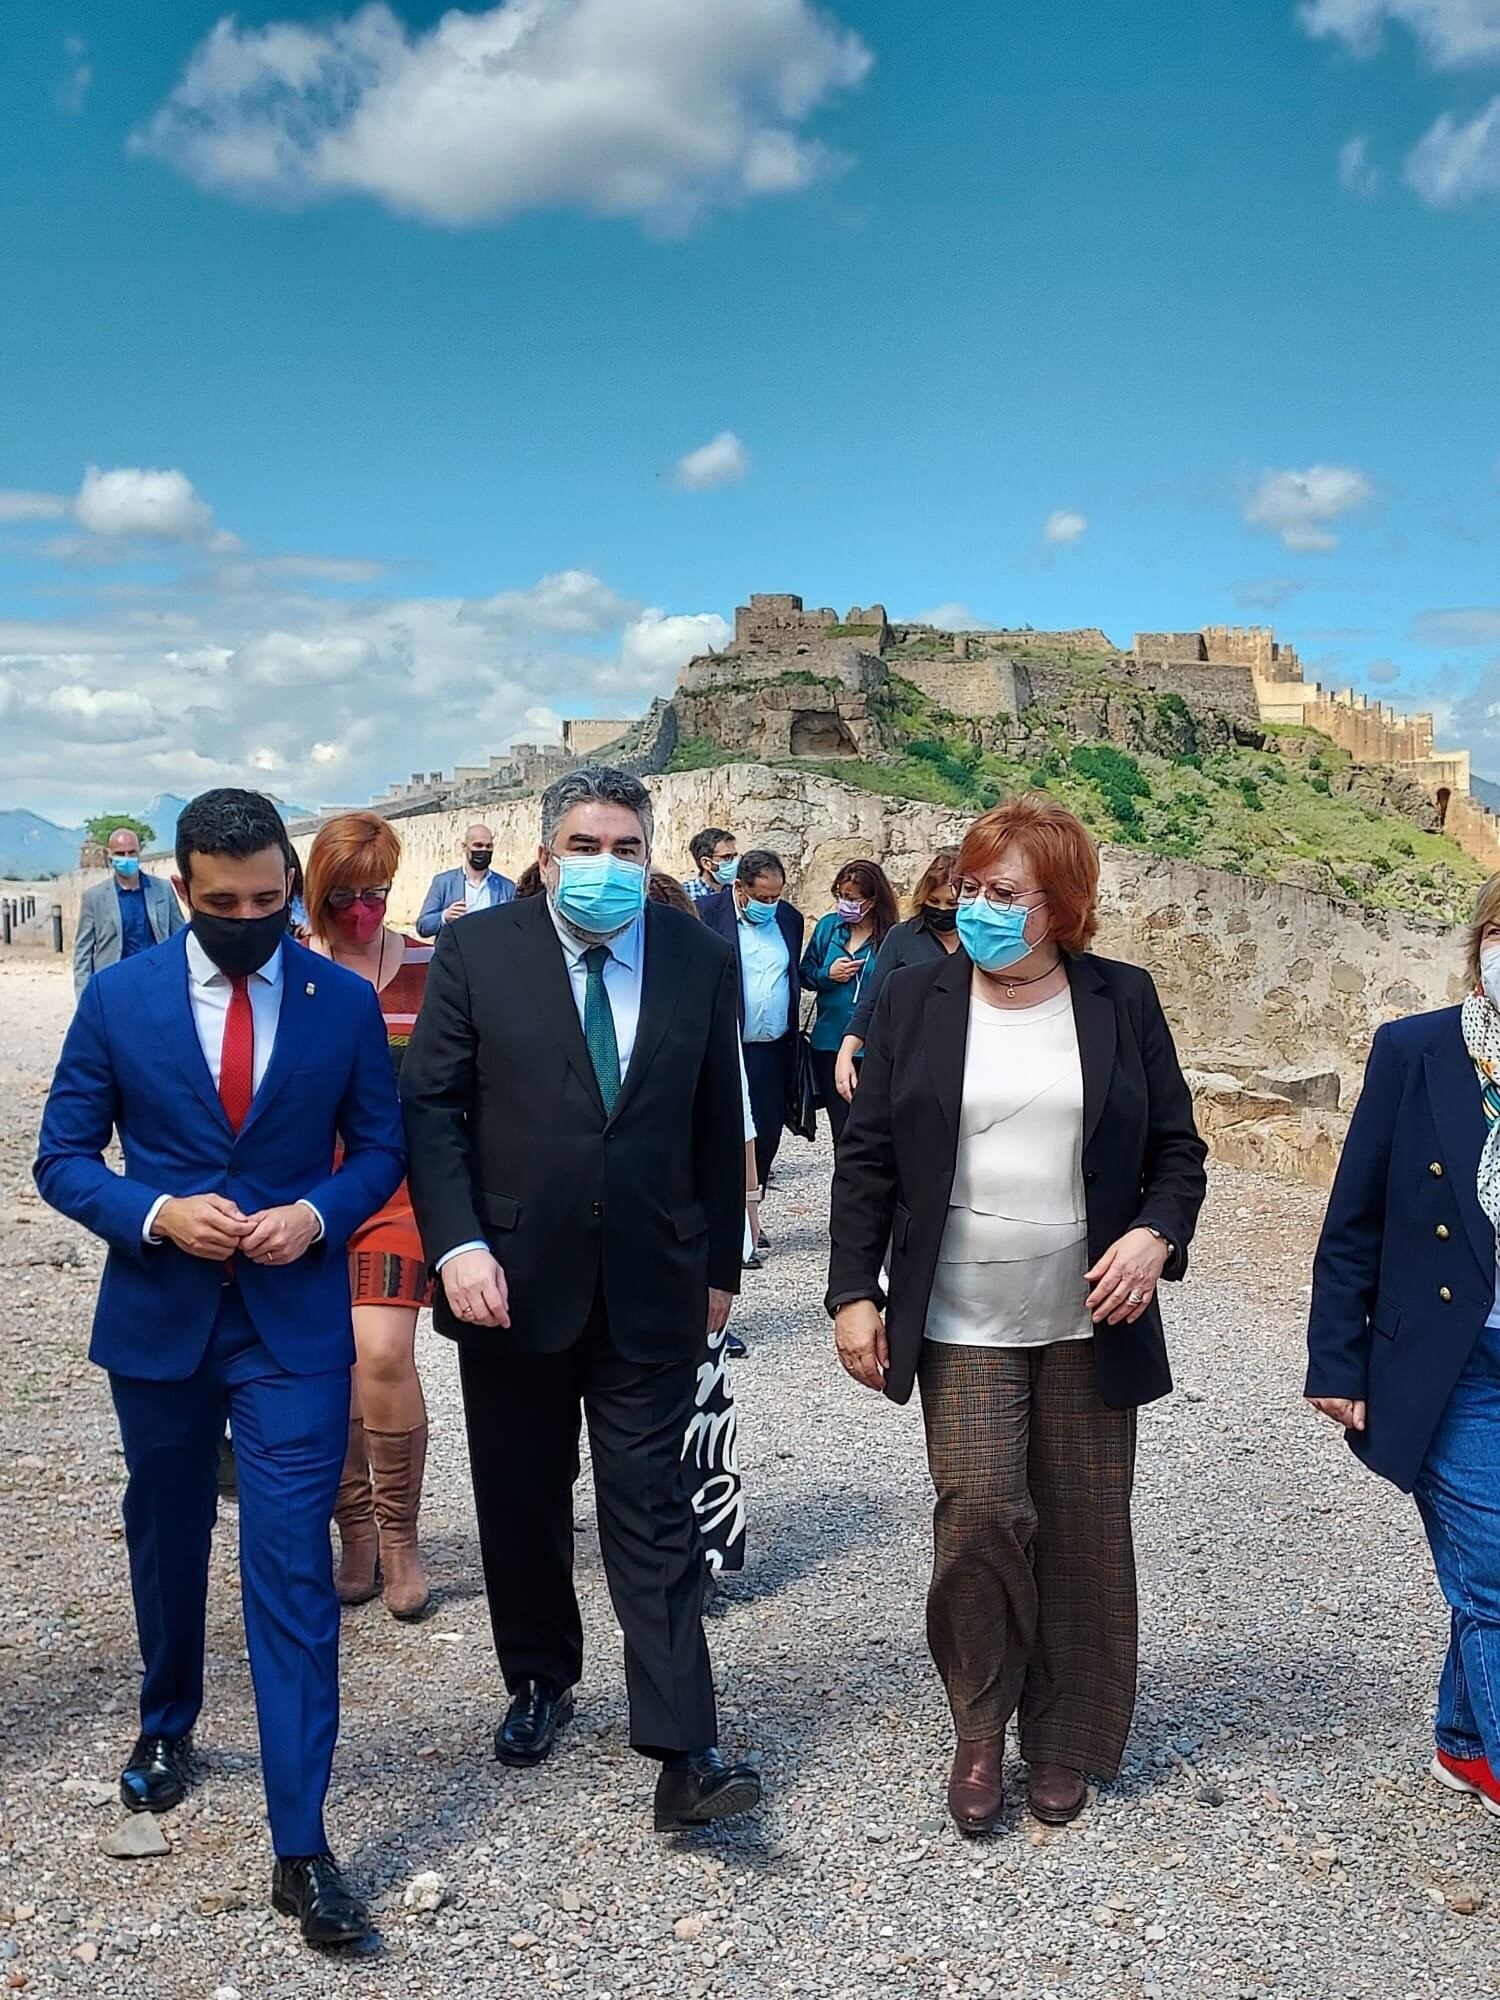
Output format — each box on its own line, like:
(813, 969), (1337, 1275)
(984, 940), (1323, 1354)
(1128, 1289), (1144, 1304)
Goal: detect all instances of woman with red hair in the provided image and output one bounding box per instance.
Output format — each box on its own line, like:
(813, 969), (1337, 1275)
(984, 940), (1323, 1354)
(304, 811), (436, 1621)
(827, 795), (1206, 1834)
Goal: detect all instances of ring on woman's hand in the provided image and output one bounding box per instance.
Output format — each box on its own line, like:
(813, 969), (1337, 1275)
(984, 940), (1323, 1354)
(1127, 1289), (1144, 1304)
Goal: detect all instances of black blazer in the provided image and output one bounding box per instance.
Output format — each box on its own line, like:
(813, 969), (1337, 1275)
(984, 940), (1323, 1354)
(826, 949), (1208, 1408)
(401, 894), (745, 1363)
(1307, 1006), (1495, 1492)
(699, 887), (805, 1038)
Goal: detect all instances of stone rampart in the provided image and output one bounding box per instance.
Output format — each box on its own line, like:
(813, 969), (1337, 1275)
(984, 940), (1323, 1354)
(1026, 657), (1261, 721)
(902, 657), (1027, 719)
(678, 643), (885, 696)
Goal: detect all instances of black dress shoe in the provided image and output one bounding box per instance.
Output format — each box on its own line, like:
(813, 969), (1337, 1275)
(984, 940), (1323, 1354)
(120, 1733), (191, 1814)
(654, 1748), (762, 1832)
(725, 1331), (747, 1359)
(271, 1853), (371, 1948)
(495, 1680), (574, 1767)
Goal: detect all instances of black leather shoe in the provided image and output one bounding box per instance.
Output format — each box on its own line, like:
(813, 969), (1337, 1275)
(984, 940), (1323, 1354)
(271, 1853), (371, 1948)
(495, 1681), (574, 1767)
(725, 1331), (747, 1359)
(120, 1733), (192, 1814)
(654, 1748), (762, 1832)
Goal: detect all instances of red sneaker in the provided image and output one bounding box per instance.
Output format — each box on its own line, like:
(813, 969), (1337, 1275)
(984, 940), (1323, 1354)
(1431, 1748), (1500, 1817)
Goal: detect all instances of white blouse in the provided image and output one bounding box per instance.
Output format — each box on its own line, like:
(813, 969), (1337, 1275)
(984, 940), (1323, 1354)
(925, 985), (1093, 1349)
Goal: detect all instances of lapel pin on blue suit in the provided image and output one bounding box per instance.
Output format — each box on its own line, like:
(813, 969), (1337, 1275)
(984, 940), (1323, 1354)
(306, 982), (316, 996)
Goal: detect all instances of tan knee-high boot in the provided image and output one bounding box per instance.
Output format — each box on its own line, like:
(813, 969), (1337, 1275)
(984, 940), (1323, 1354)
(333, 1418), (380, 1606)
(366, 1423), (431, 1621)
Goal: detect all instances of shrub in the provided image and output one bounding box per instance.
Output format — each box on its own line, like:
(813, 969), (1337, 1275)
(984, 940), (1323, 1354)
(1237, 775), (1264, 813)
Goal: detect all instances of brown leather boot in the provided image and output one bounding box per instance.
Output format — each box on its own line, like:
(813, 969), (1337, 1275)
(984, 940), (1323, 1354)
(947, 1736), (1004, 1835)
(1027, 1762), (1088, 1826)
(332, 1419), (380, 1606)
(367, 1423), (431, 1621)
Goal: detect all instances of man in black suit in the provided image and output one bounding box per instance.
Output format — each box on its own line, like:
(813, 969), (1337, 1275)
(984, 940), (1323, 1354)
(401, 767), (761, 1831)
(700, 850), (805, 1194)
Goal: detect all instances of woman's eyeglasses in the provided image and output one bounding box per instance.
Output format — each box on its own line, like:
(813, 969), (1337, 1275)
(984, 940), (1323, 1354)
(326, 887), (391, 912)
(955, 883), (1048, 910)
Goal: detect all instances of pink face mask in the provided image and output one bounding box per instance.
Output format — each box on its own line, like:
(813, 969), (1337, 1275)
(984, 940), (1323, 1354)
(329, 901), (385, 947)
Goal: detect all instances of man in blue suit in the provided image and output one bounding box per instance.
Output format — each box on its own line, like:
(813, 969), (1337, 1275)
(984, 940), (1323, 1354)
(34, 789), (405, 1948)
(415, 822), (516, 938)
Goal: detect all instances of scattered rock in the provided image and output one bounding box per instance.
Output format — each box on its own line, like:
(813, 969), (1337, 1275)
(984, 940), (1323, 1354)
(70, 1942), (98, 1964)
(59, 1779), (116, 1809)
(401, 1870), (447, 1913)
(1445, 1888), (1486, 1916)
(673, 1915), (708, 1941)
(100, 1815), (170, 1860)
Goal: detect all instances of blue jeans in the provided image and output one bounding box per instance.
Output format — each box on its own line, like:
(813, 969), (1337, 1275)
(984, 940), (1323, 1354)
(1414, 1318), (1500, 1765)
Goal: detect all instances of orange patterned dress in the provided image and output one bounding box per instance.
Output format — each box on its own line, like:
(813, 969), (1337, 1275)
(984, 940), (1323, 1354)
(348, 936), (435, 1308)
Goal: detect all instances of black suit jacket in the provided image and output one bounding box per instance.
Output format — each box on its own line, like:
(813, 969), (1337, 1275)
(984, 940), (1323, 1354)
(826, 949), (1208, 1409)
(401, 894), (745, 1362)
(699, 887), (805, 1037)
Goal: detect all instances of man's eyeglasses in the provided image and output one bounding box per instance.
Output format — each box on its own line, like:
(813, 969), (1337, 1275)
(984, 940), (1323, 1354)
(326, 887), (391, 912)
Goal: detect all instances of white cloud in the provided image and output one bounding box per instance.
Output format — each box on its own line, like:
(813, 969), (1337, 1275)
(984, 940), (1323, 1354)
(40, 684), (162, 743)
(674, 431), (751, 491)
(0, 490), (69, 523)
(1299, 0), (1500, 68)
(475, 569), (633, 633)
(74, 465), (218, 542)
(130, 0), (872, 232)
(1043, 508), (1087, 546)
(913, 602), (991, 631)
(1338, 134), (1383, 194)
(238, 632), (383, 687)
(1243, 463), (1375, 550)
(615, 607), (733, 683)
(217, 554), (387, 587)
(1413, 606), (1500, 643)
(57, 34), (92, 115)
(1405, 96), (1500, 200)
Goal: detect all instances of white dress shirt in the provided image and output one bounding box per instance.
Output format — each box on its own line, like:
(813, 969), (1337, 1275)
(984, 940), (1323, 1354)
(437, 903), (646, 1271)
(143, 932), (321, 1242)
(463, 870), (497, 914)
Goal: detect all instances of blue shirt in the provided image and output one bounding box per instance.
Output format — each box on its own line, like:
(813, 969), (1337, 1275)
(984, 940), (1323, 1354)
(737, 905), (792, 1044)
(681, 875), (716, 904)
(115, 879), (153, 960)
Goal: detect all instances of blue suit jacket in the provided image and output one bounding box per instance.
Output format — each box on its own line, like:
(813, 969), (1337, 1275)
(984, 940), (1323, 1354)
(1307, 1005), (1495, 1491)
(699, 887), (805, 1038)
(34, 931), (406, 1383)
(415, 866), (516, 939)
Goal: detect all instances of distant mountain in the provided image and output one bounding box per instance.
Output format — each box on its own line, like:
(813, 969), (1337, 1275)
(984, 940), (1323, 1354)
(0, 810), (83, 880)
(1472, 774), (1500, 817)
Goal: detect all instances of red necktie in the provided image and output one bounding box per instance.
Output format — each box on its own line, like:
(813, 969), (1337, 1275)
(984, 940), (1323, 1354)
(219, 977), (255, 1132)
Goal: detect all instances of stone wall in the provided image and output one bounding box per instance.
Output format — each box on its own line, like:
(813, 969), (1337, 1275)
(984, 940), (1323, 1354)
(1135, 632), (1207, 662)
(672, 684), (883, 761)
(1026, 657), (1261, 721)
(902, 657), (1027, 719)
(678, 642), (886, 696)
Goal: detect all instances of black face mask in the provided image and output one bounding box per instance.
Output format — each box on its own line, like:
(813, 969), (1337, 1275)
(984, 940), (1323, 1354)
(467, 850), (493, 871)
(924, 905), (958, 934)
(190, 906), (289, 980)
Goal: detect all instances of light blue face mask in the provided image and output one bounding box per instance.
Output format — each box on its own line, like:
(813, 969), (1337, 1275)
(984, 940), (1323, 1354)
(715, 857), (739, 885)
(111, 855), (140, 878)
(741, 896), (779, 927)
(955, 895), (1033, 972)
(551, 852), (647, 937)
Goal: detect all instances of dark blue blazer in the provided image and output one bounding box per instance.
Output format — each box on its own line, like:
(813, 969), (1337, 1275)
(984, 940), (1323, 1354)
(699, 887), (805, 1038)
(34, 931), (406, 1383)
(1307, 1005), (1495, 1492)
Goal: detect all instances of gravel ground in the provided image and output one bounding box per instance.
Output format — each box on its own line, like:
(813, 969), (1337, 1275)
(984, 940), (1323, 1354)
(1, 956), (1498, 2000)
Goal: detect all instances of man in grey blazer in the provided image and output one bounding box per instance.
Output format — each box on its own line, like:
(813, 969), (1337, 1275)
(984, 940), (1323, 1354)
(73, 827), (186, 996)
(415, 824), (517, 939)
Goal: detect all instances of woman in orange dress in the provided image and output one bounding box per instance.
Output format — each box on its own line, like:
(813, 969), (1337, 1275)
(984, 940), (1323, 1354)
(304, 812), (435, 1621)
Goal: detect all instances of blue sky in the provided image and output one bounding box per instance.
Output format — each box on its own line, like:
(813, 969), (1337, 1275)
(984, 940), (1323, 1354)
(5, 0), (1500, 821)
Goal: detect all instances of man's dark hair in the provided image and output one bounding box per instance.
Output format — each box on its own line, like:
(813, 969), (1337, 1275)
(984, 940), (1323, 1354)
(737, 848), (786, 888)
(689, 826), (733, 870)
(175, 788), (292, 885)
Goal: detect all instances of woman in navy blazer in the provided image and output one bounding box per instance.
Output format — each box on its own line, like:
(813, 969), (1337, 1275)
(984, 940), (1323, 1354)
(1308, 875), (1500, 1812)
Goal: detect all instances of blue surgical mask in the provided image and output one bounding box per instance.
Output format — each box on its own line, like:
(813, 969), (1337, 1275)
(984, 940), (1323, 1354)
(955, 895), (1033, 972)
(111, 855), (140, 878)
(551, 853), (647, 938)
(715, 858), (739, 885)
(742, 897), (779, 927)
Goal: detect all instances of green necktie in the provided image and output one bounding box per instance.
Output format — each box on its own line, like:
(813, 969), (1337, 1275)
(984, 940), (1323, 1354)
(582, 944), (621, 1114)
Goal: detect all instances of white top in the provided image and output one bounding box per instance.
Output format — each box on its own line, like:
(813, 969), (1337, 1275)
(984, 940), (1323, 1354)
(463, 871), (497, 914)
(925, 985), (1092, 1349)
(546, 902), (644, 1077)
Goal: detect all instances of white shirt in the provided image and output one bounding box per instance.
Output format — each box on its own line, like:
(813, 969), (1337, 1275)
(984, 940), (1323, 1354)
(463, 871), (497, 914)
(143, 932), (321, 1242)
(926, 986), (1092, 1349)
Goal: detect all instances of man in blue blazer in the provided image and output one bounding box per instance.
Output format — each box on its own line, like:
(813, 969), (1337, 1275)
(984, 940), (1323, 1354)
(34, 789), (405, 1948)
(700, 850), (805, 1194)
(415, 822), (516, 938)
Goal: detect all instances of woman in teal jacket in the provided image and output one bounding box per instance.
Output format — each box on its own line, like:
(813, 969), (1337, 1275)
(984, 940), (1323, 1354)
(800, 859), (899, 1143)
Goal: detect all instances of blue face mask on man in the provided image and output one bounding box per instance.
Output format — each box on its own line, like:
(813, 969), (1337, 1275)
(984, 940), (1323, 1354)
(551, 852), (647, 939)
(741, 896), (779, 928)
(715, 858), (739, 886)
(955, 895), (1035, 973)
(111, 855), (140, 879)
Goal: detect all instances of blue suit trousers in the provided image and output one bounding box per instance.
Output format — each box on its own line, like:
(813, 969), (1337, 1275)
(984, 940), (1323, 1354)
(108, 1292), (348, 1857)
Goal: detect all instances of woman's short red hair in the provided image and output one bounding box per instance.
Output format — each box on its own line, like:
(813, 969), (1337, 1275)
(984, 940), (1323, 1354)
(956, 794), (1100, 955)
(304, 810), (403, 939)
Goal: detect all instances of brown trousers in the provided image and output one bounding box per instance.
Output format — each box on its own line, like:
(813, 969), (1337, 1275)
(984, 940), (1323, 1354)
(918, 1337), (1138, 1777)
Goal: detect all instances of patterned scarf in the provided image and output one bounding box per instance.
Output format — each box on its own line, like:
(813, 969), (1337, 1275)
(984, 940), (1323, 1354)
(1461, 989), (1500, 1233)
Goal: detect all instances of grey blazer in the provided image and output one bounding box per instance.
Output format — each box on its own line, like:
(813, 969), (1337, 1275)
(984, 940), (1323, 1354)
(73, 874), (186, 995)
